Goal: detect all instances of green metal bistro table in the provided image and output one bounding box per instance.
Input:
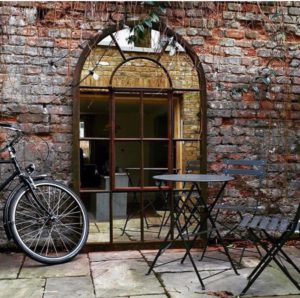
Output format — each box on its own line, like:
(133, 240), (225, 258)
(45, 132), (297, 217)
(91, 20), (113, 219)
(146, 174), (239, 290)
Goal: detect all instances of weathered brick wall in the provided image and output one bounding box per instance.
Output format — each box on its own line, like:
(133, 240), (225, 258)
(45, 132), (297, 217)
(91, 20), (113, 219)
(0, 1), (299, 244)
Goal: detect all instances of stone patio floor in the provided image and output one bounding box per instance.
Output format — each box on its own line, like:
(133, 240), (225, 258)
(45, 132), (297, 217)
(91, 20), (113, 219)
(0, 245), (299, 298)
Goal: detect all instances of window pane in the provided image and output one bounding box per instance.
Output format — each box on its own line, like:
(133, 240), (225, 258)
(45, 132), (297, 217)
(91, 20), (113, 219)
(80, 140), (109, 189)
(115, 97), (140, 138)
(82, 192), (110, 243)
(80, 96), (109, 138)
(143, 191), (170, 241)
(115, 141), (141, 187)
(143, 141), (169, 186)
(144, 98), (168, 138)
(113, 192), (141, 242)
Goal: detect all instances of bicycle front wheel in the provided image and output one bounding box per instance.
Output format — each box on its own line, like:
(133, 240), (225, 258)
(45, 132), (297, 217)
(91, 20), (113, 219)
(9, 180), (89, 265)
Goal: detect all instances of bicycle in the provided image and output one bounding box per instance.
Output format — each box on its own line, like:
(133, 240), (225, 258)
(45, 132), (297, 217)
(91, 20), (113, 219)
(0, 123), (89, 265)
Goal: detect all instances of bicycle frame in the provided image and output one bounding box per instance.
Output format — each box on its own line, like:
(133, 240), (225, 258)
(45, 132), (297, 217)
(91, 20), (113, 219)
(0, 159), (23, 192)
(1, 150), (48, 240)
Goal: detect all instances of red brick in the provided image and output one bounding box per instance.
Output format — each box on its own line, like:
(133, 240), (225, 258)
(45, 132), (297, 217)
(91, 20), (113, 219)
(243, 3), (260, 13)
(174, 9), (185, 18)
(245, 48), (256, 56)
(111, 12), (124, 21)
(292, 77), (300, 84)
(225, 29), (245, 39)
(292, 103), (300, 110)
(260, 101), (273, 110)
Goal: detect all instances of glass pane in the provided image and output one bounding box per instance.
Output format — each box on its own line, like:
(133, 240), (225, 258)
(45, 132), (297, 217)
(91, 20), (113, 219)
(115, 97), (140, 138)
(113, 192), (141, 242)
(115, 141), (141, 187)
(143, 141), (168, 186)
(80, 140), (109, 189)
(82, 192), (110, 243)
(143, 191), (170, 241)
(144, 97), (168, 138)
(80, 96), (109, 138)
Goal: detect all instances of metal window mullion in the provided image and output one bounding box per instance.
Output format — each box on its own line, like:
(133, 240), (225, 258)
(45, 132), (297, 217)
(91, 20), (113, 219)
(156, 40), (169, 62)
(140, 91), (145, 241)
(168, 91), (175, 240)
(168, 91), (174, 174)
(109, 90), (115, 243)
(110, 33), (126, 61)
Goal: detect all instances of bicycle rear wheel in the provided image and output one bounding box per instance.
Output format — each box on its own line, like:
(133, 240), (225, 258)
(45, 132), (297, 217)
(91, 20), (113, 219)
(9, 180), (89, 265)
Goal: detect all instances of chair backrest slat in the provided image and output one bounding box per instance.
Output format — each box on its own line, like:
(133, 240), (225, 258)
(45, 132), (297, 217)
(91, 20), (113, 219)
(224, 159), (265, 166)
(224, 159), (266, 178)
(224, 169), (264, 177)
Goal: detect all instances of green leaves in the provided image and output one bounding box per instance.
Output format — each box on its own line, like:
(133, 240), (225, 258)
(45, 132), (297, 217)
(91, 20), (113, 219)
(251, 84), (260, 94)
(126, 4), (161, 45)
(143, 18), (153, 29)
(262, 76), (271, 85)
(149, 11), (160, 22)
(229, 85), (248, 96)
(215, 83), (224, 92)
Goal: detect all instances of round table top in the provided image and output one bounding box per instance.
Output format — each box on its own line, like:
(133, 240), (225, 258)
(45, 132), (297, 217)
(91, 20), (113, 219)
(153, 174), (234, 183)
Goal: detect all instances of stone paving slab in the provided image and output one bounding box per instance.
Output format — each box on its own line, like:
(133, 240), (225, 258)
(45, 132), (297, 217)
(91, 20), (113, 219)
(0, 278), (45, 298)
(283, 246), (300, 266)
(132, 295), (168, 298)
(251, 296), (300, 298)
(91, 259), (165, 297)
(159, 266), (300, 297)
(89, 250), (142, 262)
(89, 223), (100, 233)
(19, 254), (90, 278)
(142, 249), (232, 273)
(0, 247), (299, 298)
(87, 233), (110, 243)
(0, 253), (23, 279)
(44, 276), (95, 298)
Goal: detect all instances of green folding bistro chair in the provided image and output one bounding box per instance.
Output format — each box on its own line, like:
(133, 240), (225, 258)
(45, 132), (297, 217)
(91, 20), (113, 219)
(238, 202), (300, 295)
(201, 159), (266, 265)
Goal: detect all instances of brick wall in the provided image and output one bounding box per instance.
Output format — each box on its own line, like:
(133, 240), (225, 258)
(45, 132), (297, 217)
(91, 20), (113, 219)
(0, 1), (299, 243)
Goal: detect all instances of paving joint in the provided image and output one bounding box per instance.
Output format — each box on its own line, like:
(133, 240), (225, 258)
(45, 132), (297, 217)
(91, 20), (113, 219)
(87, 253), (97, 297)
(139, 249), (171, 298)
(16, 253), (25, 279)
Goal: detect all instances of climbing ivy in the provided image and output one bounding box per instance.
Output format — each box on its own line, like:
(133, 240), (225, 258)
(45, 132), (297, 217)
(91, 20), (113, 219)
(126, 2), (170, 45)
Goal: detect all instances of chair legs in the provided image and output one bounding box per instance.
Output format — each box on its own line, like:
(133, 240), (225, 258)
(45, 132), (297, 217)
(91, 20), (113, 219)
(240, 229), (300, 296)
(200, 209), (263, 267)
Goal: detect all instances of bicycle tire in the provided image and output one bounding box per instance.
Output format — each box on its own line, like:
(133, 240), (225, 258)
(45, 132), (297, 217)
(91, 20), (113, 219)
(9, 180), (89, 265)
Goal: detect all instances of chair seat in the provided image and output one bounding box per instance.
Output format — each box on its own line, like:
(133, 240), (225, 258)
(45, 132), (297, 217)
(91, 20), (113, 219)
(239, 214), (292, 233)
